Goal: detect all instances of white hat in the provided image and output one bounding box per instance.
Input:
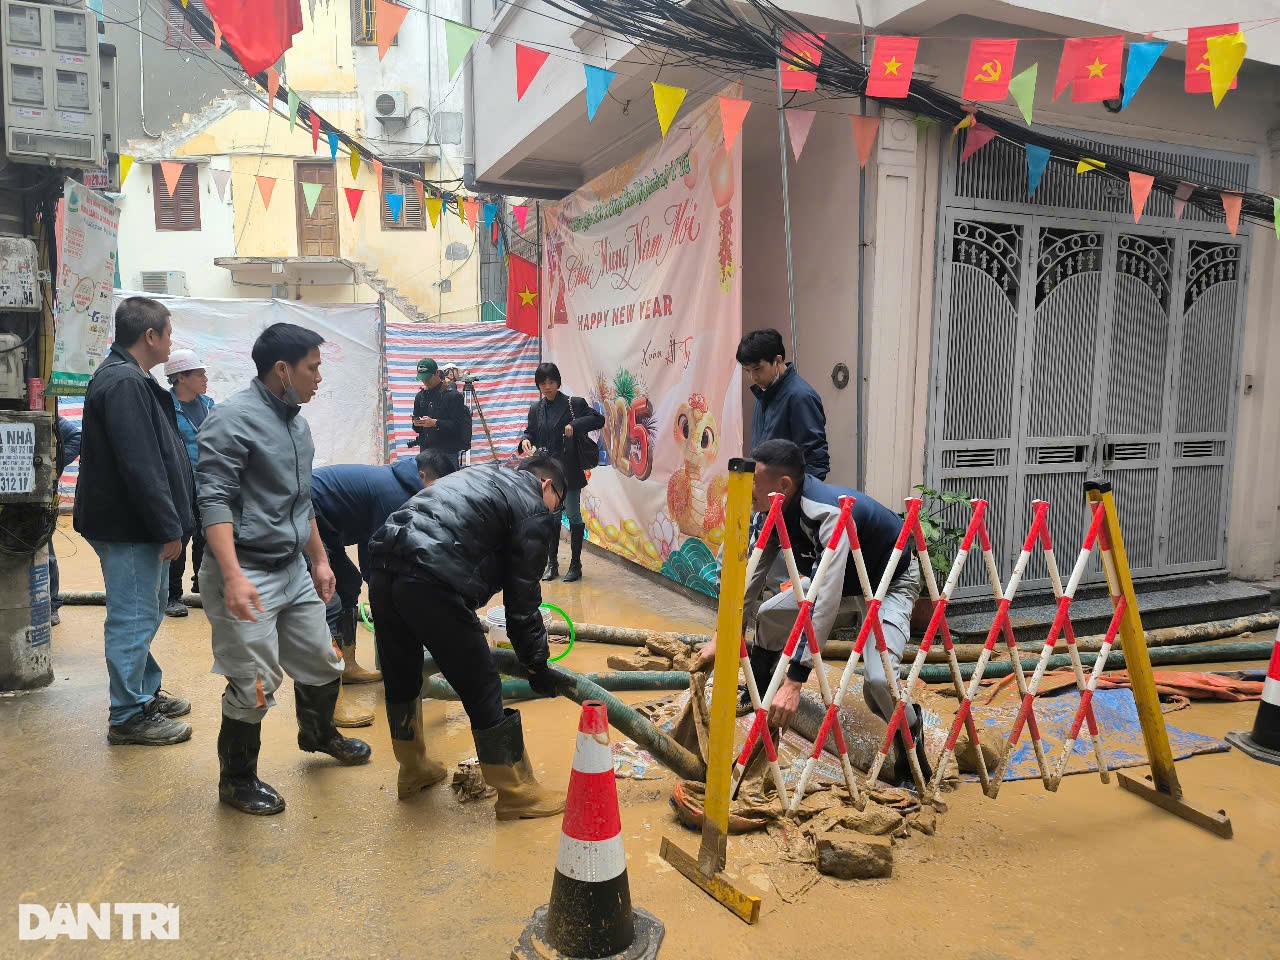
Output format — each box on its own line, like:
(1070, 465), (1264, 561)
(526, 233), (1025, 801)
(440, 361), (460, 372)
(164, 349), (205, 376)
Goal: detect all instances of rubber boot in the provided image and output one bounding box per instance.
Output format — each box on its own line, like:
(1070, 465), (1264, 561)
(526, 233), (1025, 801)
(333, 679), (374, 728)
(217, 715), (285, 815)
(296, 679), (372, 765)
(738, 645), (781, 715)
(542, 534), (559, 582)
(386, 699), (448, 800)
(562, 524), (585, 582)
(892, 709), (933, 789)
(475, 708), (565, 821)
(338, 608), (381, 685)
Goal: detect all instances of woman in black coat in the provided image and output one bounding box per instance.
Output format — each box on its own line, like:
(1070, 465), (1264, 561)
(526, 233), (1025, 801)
(518, 362), (605, 582)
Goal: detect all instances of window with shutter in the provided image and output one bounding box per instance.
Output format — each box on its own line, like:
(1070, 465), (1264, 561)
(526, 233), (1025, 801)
(351, 0), (395, 45)
(152, 164), (202, 232)
(164, 0), (212, 50)
(381, 162), (425, 230)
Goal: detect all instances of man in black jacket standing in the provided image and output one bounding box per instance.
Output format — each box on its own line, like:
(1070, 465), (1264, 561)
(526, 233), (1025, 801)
(410, 357), (472, 461)
(73, 296), (195, 746)
(367, 453), (566, 820)
(737, 328), (830, 480)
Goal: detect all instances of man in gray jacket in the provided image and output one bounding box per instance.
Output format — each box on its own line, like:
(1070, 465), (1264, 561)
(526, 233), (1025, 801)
(197, 323), (371, 816)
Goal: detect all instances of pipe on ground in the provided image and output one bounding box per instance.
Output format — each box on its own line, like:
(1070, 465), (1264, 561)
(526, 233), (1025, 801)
(423, 670), (691, 701)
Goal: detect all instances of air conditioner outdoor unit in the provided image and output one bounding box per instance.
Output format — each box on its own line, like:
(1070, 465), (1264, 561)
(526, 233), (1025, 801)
(374, 91), (408, 122)
(139, 270), (187, 296)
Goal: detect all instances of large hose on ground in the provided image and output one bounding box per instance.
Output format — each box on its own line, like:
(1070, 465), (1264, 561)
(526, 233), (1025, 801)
(423, 670), (691, 701)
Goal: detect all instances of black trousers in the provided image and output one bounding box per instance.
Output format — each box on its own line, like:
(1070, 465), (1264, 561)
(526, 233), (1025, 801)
(167, 517), (205, 602)
(317, 520), (364, 636)
(368, 570), (504, 731)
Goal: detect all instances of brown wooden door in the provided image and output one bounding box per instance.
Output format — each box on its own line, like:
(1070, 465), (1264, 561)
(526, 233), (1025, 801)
(295, 162), (339, 256)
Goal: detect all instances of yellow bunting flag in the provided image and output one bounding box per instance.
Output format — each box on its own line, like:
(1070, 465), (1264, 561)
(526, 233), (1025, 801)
(1076, 158), (1105, 174)
(1206, 31), (1247, 108)
(119, 154), (134, 186)
(652, 82), (687, 138)
(426, 195), (443, 228)
(349, 149), (361, 181)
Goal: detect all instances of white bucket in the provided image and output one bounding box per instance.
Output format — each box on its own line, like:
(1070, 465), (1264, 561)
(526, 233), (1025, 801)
(484, 605), (553, 650)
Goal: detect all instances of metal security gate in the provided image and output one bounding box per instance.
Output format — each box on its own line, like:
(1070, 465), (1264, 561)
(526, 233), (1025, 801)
(928, 137), (1251, 595)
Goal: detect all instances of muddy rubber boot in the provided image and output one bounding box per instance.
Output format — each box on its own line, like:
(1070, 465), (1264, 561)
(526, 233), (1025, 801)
(217, 715), (285, 815)
(562, 524), (585, 582)
(333, 679), (374, 728)
(296, 679), (372, 765)
(542, 535), (559, 582)
(338, 609), (381, 685)
(386, 699), (448, 800)
(475, 709), (565, 821)
(893, 710), (932, 789)
(738, 645), (781, 715)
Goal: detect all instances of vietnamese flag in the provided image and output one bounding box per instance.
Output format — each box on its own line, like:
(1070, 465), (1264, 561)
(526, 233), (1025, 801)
(204, 0), (303, 78)
(962, 39), (1018, 101)
(865, 36), (919, 98)
(506, 254), (539, 337)
(1186, 23), (1239, 94)
(1054, 35), (1124, 102)
(779, 31), (826, 92)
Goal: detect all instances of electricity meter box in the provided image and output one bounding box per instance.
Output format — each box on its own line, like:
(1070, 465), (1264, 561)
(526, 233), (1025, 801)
(0, 411), (53, 505)
(1, 0), (103, 167)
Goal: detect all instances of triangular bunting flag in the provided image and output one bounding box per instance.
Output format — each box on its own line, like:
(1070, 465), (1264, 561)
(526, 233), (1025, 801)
(211, 168), (230, 201)
(464, 198), (479, 229)
(960, 123), (997, 163)
(718, 96), (751, 152)
(376, 0), (410, 61)
(327, 131), (340, 162)
(413, 179), (425, 211)
(159, 160), (185, 198)
(1207, 32), (1247, 108)
(584, 64), (616, 122)
(212, 20), (222, 50)
(652, 82), (687, 138)
(344, 187), (363, 219)
(1121, 41), (1167, 109)
(1173, 181), (1195, 220)
(310, 112), (320, 153)
(513, 204), (529, 232)
(515, 44), (551, 100)
(1221, 192), (1242, 236)
(288, 90), (300, 129)
(483, 202), (497, 233)
(852, 116), (880, 168)
(386, 193), (404, 223)
(443, 19), (482, 81)
(1128, 171), (1154, 222)
(949, 112), (974, 148)
(455, 196), (465, 224)
(301, 181), (323, 216)
(255, 175), (276, 209)
(785, 109), (815, 160)
(1008, 64), (1037, 125)
(371, 159), (384, 185)
(266, 68), (280, 105)
(349, 149), (361, 181)
(426, 196), (443, 228)
(1025, 144), (1051, 196)
(119, 154), (134, 186)
(1274, 197), (1280, 241)
(1076, 158), (1105, 174)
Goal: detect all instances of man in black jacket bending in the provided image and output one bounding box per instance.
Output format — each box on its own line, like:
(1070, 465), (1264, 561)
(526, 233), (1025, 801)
(367, 453), (565, 820)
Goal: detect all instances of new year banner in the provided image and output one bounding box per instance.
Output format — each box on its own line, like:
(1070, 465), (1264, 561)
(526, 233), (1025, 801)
(543, 94), (742, 596)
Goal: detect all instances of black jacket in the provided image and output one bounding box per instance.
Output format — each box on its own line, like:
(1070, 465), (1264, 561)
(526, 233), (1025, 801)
(73, 343), (195, 544)
(412, 384), (472, 454)
(520, 393), (604, 491)
(368, 465), (556, 669)
(750, 364), (830, 480)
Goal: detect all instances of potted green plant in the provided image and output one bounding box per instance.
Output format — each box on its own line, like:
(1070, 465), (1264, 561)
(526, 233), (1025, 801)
(904, 484), (973, 632)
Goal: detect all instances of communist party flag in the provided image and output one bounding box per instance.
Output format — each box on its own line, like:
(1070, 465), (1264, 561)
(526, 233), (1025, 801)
(962, 39), (1018, 101)
(865, 36), (918, 98)
(506, 254), (539, 337)
(1054, 35), (1123, 102)
(1186, 23), (1239, 94)
(779, 31), (826, 91)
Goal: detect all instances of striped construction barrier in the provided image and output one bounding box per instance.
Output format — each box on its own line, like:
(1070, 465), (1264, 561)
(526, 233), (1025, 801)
(1226, 634), (1280, 765)
(512, 700), (663, 960)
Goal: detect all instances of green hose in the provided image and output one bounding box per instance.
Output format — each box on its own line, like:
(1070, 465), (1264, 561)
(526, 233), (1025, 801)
(422, 669), (690, 701)
(540, 602), (574, 663)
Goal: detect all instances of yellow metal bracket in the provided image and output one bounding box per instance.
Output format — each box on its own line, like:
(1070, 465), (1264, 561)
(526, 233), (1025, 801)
(1085, 481), (1232, 839)
(661, 458), (763, 923)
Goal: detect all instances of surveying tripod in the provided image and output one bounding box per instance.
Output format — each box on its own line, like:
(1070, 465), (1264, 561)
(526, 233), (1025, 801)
(459, 377), (498, 463)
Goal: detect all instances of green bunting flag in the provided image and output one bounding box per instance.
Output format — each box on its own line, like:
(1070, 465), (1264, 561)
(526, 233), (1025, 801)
(288, 90), (299, 130)
(1008, 63), (1037, 125)
(301, 181), (323, 216)
(444, 19), (482, 81)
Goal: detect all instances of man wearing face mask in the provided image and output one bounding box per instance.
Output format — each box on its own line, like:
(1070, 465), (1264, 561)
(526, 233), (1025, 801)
(736, 328), (829, 481)
(196, 322), (371, 816)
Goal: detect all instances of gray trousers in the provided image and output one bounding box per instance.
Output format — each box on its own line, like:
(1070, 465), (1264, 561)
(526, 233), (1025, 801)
(200, 553), (343, 723)
(756, 556), (921, 726)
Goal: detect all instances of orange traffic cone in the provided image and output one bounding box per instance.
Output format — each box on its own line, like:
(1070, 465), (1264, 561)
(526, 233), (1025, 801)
(512, 700), (664, 960)
(1226, 635), (1280, 764)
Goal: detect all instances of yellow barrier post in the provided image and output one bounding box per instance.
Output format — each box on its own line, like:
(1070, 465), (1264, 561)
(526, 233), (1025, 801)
(1084, 481), (1232, 838)
(660, 458), (762, 923)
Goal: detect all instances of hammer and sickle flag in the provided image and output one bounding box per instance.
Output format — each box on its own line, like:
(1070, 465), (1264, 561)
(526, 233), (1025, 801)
(962, 39), (1018, 101)
(779, 31), (826, 91)
(1186, 23), (1238, 94)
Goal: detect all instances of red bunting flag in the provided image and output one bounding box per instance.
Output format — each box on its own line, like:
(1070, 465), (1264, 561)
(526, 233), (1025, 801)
(255, 175), (276, 209)
(962, 39), (1018, 101)
(851, 116), (880, 168)
(344, 187), (363, 219)
(1173, 181), (1195, 220)
(512, 204), (530, 232)
(506, 254), (539, 337)
(866, 36), (918, 98)
(309, 111), (320, 153)
(1128, 171), (1154, 222)
(159, 161), (186, 199)
(203, 0), (303, 78)
(1187, 24), (1239, 94)
(717, 96), (751, 153)
(515, 44), (551, 100)
(375, 0), (409, 61)
(463, 198), (479, 229)
(779, 31), (825, 92)
(266, 68), (280, 105)
(959, 123), (997, 163)
(1221, 192), (1242, 236)
(1054, 35), (1124, 102)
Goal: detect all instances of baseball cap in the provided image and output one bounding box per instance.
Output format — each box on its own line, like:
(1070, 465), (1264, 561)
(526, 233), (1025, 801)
(417, 358), (438, 380)
(164, 349), (205, 377)
(440, 362), (460, 373)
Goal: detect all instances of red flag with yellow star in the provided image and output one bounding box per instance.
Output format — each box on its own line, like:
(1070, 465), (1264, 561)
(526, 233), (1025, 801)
(865, 36), (918, 98)
(1054, 35), (1124, 102)
(961, 39), (1018, 101)
(506, 254), (539, 337)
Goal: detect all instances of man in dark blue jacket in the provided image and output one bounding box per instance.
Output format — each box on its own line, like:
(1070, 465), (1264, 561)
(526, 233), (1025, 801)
(737, 328), (830, 480)
(310, 450), (457, 710)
